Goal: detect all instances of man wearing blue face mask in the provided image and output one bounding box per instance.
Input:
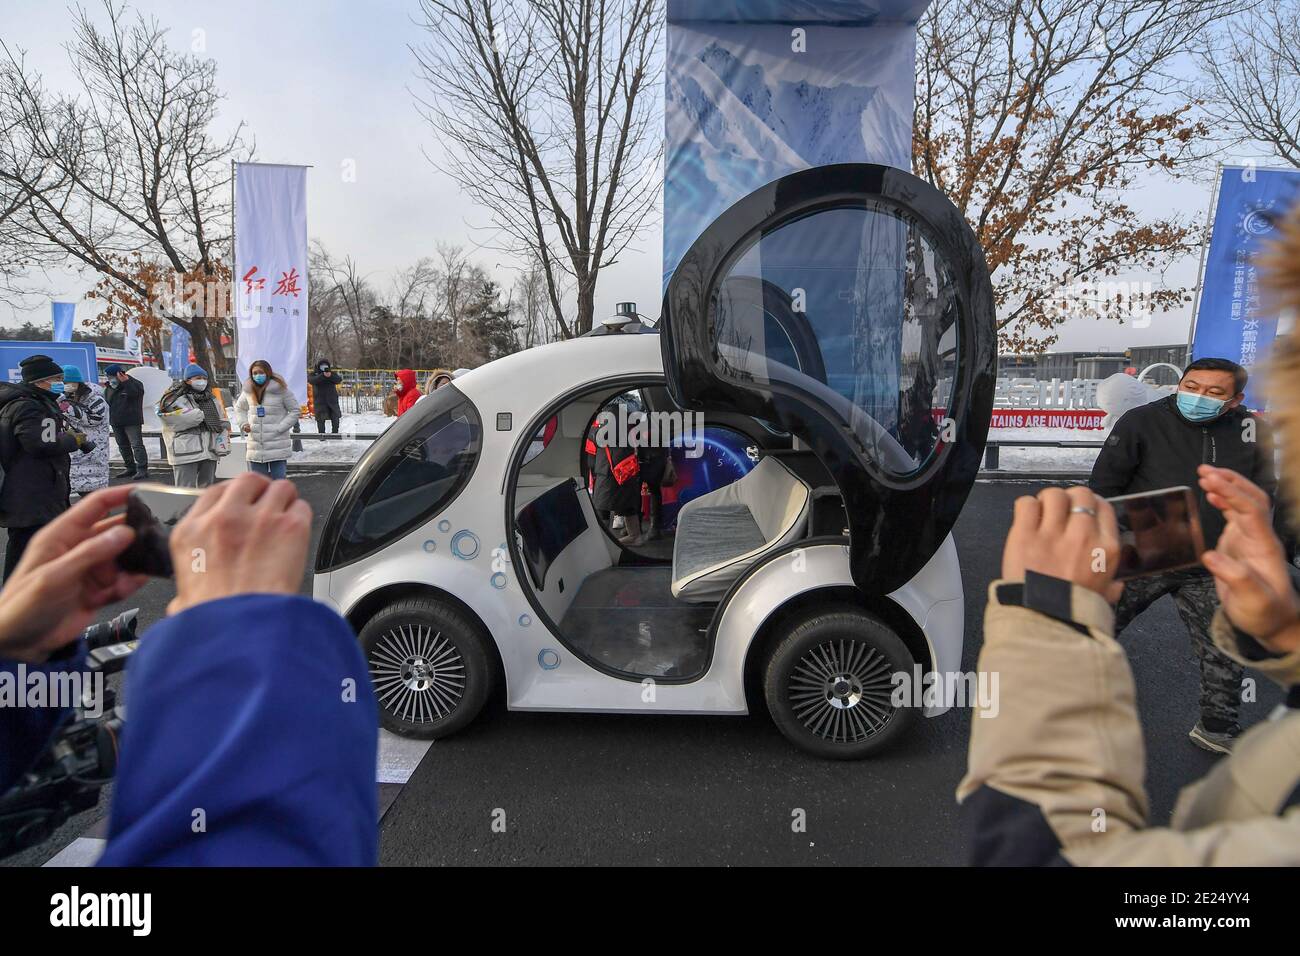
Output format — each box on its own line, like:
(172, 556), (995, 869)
(1090, 357), (1276, 753)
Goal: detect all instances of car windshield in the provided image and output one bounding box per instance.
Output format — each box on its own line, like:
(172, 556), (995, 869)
(318, 385), (482, 569)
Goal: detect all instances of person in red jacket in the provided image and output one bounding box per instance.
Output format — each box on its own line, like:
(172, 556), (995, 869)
(393, 368), (422, 417)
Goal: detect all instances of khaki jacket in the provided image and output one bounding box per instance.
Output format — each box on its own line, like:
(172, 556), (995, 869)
(957, 580), (1300, 865)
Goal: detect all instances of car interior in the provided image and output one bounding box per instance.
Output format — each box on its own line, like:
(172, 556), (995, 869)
(510, 381), (849, 682)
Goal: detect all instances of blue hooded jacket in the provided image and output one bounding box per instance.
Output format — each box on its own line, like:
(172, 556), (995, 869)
(1, 592), (377, 865)
(96, 593), (378, 865)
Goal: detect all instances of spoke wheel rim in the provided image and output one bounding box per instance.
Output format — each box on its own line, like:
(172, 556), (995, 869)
(370, 624), (466, 725)
(788, 639), (896, 743)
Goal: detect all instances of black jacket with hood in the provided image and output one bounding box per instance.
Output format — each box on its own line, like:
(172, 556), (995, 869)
(1088, 394), (1276, 550)
(0, 382), (78, 527)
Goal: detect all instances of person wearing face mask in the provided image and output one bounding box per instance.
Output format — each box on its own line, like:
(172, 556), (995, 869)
(0, 355), (87, 579)
(158, 363), (229, 488)
(101, 364), (148, 480)
(58, 364), (110, 495)
(234, 359), (301, 480)
(308, 358), (343, 434)
(1089, 357), (1276, 752)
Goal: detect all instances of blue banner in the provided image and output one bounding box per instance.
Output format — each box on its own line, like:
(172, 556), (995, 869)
(0, 341), (97, 386)
(663, 0), (929, 287)
(1193, 166), (1300, 410)
(168, 324), (191, 377)
(51, 302), (75, 342)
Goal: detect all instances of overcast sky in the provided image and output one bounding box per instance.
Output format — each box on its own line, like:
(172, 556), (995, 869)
(1, 0), (1262, 353)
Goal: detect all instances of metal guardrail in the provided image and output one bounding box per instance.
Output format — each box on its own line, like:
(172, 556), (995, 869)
(982, 438), (1104, 470)
(132, 432), (1107, 474)
(136, 429), (385, 458)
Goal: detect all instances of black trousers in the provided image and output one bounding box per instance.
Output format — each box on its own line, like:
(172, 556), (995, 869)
(3, 525), (41, 582)
(315, 403), (341, 434)
(112, 424), (149, 474)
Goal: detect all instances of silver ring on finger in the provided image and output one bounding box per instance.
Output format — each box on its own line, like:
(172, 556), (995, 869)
(1069, 505), (1098, 517)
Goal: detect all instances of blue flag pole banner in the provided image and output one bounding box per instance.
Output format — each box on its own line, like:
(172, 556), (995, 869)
(1192, 165), (1300, 410)
(168, 323), (192, 377)
(663, 0), (929, 288)
(51, 302), (75, 342)
(235, 162), (309, 403)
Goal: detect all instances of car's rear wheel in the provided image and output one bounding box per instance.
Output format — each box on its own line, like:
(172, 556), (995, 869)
(764, 606), (916, 759)
(359, 597), (494, 739)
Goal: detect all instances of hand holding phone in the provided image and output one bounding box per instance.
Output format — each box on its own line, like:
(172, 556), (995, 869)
(1001, 486), (1122, 600)
(115, 485), (206, 577)
(1106, 485), (1205, 581)
(1197, 465), (1300, 653)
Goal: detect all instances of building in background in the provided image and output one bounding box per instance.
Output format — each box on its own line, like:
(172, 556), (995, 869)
(998, 344), (1188, 383)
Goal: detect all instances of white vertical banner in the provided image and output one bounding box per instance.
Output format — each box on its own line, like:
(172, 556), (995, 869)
(235, 162), (308, 405)
(125, 317), (142, 358)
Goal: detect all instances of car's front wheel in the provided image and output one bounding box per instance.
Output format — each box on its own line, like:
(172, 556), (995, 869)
(359, 597), (494, 739)
(763, 606), (916, 759)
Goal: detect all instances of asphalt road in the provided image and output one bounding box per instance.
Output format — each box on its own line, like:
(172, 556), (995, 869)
(2, 473), (1284, 866)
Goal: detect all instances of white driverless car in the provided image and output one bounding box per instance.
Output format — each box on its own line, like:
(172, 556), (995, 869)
(314, 163), (996, 759)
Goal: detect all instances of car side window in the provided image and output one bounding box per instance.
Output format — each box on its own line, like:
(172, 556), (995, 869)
(713, 204), (959, 478)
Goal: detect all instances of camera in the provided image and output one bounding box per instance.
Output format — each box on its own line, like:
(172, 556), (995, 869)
(0, 608), (139, 859)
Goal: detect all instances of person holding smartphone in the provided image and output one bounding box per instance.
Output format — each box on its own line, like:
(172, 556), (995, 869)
(956, 474), (1299, 865)
(1088, 357), (1276, 753)
(234, 359), (301, 481)
(0, 477), (378, 864)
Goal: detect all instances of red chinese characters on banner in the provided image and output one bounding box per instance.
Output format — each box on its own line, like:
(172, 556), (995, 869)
(274, 267), (301, 298)
(242, 265), (303, 297)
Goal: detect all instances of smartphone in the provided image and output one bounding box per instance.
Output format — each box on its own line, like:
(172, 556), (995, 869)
(115, 484), (206, 577)
(1106, 485), (1206, 581)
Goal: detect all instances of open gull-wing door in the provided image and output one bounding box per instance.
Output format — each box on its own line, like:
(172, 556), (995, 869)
(661, 163), (996, 593)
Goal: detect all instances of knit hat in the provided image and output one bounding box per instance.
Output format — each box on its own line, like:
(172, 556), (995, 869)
(20, 354), (63, 383)
(62, 364), (85, 383)
(183, 363), (208, 380)
(103, 363), (124, 376)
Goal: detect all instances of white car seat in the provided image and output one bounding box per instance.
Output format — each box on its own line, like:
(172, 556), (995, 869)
(670, 455), (811, 604)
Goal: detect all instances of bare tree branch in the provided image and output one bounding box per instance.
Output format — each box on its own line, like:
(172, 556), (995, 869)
(411, 0), (662, 336)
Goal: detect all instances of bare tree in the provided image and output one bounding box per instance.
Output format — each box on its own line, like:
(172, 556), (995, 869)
(307, 241), (356, 365)
(412, 0), (662, 337)
(915, 0), (1243, 351)
(311, 242), (378, 366)
(512, 255), (563, 347)
(0, 0), (246, 371)
(1197, 0), (1300, 168)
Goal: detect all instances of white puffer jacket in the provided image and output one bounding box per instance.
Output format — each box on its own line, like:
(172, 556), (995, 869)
(234, 378), (301, 463)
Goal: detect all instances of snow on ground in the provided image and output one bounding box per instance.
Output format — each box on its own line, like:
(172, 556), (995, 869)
(985, 426), (1104, 474)
(110, 411), (395, 465)
(113, 414), (1106, 473)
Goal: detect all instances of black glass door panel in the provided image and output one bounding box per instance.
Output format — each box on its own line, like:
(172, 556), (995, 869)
(661, 163), (995, 592)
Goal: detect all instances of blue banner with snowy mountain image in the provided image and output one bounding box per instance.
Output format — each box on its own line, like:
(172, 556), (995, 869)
(663, 0), (929, 286)
(1192, 166), (1300, 411)
(51, 302), (75, 342)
